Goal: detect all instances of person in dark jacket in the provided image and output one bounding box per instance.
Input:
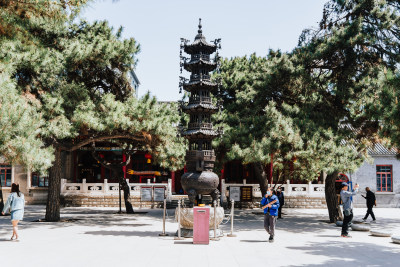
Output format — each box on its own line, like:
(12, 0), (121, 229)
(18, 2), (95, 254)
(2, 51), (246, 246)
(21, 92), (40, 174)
(260, 187), (280, 242)
(362, 187), (376, 222)
(276, 187), (284, 219)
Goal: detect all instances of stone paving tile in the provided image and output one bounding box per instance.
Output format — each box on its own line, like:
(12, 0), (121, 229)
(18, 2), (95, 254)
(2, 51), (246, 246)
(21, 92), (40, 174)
(0, 206), (399, 267)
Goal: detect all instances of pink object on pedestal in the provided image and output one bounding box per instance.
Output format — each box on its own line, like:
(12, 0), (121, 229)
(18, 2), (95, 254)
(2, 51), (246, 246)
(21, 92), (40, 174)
(193, 206), (210, 245)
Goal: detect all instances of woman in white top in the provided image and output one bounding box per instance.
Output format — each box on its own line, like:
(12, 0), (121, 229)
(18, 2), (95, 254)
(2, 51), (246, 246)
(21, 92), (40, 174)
(2, 183), (25, 241)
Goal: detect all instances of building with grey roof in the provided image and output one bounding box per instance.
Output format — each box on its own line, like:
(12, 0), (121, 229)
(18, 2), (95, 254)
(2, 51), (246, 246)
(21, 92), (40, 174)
(348, 145), (400, 208)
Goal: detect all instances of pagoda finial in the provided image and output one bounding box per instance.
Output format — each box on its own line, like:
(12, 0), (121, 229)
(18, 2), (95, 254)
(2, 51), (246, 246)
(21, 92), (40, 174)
(198, 18), (202, 34)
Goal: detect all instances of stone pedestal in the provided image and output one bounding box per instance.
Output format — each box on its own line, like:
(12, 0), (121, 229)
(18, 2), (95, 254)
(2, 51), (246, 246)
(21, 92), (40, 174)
(175, 206), (224, 237)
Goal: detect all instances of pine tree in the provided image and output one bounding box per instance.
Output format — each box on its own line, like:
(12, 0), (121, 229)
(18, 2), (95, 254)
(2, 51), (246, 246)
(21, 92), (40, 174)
(1, 1), (185, 220)
(216, 52), (363, 200)
(217, 0), (400, 222)
(297, 0), (400, 221)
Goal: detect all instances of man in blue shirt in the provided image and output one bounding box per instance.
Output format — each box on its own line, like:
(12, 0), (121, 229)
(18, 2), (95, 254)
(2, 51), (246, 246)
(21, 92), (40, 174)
(260, 187), (280, 242)
(340, 182), (359, 238)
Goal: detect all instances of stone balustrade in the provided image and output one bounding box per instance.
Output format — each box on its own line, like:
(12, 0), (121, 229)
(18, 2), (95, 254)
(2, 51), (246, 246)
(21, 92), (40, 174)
(221, 179), (325, 199)
(61, 178), (172, 199)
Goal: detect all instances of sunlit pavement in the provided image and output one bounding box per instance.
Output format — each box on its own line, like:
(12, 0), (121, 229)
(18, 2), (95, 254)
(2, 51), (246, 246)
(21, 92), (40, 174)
(1, 206), (399, 267)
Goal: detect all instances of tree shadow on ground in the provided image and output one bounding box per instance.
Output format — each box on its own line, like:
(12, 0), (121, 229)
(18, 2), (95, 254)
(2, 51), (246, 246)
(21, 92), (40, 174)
(286, 241), (400, 267)
(83, 230), (164, 238)
(226, 210), (330, 233)
(223, 209), (400, 235)
(240, 240), (268, 243)
(0, 206), (162, 235)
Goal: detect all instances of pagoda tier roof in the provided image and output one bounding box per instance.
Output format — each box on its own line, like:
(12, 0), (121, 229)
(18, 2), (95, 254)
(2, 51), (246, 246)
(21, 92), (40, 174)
(183, 80), (218, 93)
(182, 129), (219, 139)
(184, 39), (217, 55)
(183, 103), (218, 114)
(183, 19), (217, 55)
(183, 59), (217, 72)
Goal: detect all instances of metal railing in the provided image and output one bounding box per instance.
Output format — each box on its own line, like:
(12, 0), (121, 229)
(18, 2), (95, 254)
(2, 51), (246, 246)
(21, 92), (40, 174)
(189, 96), (212, 104)
(188, 122), (213, 130)
(191, 54), (210, 61)
(190, 74), (211, 82)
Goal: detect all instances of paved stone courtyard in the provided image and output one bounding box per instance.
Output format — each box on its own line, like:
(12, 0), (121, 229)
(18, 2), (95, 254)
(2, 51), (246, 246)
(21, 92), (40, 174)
(1, 206), (399, 267)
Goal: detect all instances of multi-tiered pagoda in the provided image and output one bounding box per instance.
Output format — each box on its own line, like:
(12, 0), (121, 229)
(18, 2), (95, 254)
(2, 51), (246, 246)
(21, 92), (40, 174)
(179, 19), (221, 206)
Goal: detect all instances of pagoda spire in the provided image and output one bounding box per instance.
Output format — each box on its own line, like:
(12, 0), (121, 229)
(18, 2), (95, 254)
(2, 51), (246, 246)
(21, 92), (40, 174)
(198, 18), (202, 34)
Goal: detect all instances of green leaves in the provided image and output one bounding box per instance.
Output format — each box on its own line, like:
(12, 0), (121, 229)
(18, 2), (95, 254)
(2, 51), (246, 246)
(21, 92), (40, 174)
(0, 71), (54, 174)
(216, 0), (400, 182)
(0, 0), (185, 173)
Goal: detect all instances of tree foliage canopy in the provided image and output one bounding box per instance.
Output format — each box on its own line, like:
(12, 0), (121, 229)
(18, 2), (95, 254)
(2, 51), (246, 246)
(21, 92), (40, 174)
(0, 0), (185, 173)
(216, 0), (400, 184)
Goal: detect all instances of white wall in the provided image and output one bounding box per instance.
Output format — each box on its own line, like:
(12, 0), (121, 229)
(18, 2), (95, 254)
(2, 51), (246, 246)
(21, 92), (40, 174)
(350, 155), (400, 208)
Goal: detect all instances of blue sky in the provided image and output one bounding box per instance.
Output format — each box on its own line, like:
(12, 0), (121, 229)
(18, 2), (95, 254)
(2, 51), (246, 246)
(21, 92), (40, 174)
(81, 0), (327, 101)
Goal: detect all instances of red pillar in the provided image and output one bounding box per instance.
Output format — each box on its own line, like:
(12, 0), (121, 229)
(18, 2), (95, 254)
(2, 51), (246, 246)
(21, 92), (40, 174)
(171, 171), (176, 193)
(219, 167), (224, 192)
(269, 154), (274, 185)
(122, 154), (127, 179)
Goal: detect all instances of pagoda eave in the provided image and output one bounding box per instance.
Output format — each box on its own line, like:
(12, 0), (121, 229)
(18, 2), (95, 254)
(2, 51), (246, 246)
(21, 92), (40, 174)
(183, 81), (218, 93)
(183, 103), (218, 113)
(184, 60), (217, 72)
(183, 129), (219, 139)
(184, 42), (216, 55)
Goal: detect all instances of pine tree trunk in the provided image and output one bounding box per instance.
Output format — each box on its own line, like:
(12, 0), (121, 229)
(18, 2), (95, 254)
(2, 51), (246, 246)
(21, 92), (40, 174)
(325, 170), (340, 223)
(114, 169), (134, 214)
(45, 148), (62, 222)
(122, 180), (134, 214)
(253, 162), (268, 196)
(0, 182), (4, 212)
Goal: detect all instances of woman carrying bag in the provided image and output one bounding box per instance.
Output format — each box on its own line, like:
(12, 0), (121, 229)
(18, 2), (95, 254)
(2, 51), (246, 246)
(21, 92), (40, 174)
(1, 183), (25, 241)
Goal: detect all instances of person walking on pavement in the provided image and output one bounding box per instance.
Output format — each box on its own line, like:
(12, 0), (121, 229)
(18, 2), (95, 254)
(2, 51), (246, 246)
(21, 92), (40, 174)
(277, 187), (284, 219)
(1, 183), (25, 241)
(362, 187), (376, 222)
(261, 187), (280, 242)
(340, 182), (359, 238)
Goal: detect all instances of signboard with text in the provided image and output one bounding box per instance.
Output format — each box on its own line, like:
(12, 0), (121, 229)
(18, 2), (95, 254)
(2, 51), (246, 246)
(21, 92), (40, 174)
(240, 186), (253, 202)
(229, 186), (241, 202)
(140, 186), (153, 202)
(153, 187), (166, 202)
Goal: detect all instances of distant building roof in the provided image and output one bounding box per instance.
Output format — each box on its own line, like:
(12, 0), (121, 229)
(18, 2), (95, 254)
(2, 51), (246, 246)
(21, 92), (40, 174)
(341, 123), (398, 156)
(129, 70), (140, 85)
(367, 143), (398, 156)
(128, 70), (140, 97)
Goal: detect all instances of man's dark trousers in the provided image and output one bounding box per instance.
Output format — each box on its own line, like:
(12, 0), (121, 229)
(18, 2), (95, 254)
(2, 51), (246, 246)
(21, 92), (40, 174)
(341, 210), (353, 236)
(278, 205), (283, 218)
(364, 205), (376, 220)
(264, 213), (277, 237)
